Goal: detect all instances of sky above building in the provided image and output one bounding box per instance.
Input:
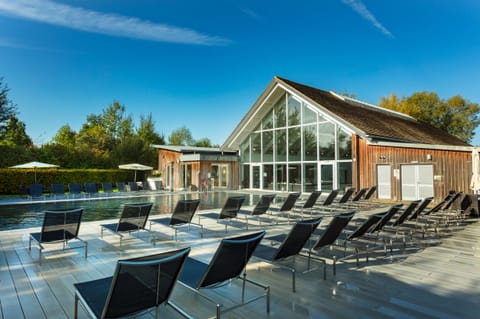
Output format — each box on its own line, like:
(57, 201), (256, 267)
(1, 0), (480, 146)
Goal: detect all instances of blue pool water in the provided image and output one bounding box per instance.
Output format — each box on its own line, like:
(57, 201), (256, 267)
(0, 191), (263, 231)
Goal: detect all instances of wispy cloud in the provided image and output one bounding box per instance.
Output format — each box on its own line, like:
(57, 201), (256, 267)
(240, 7), (262, 22)
(341, 0), (393, 38)
(0, 0), (230, 46)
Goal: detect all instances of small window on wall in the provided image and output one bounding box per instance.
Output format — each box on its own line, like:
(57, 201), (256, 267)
(319, 122), (335, 160)
(263, 131), (273, 162)
(275, 164), (287, 191)
(288, 127), (301, 161)
(240, 140), (250, 162)
(263, 164), (274, 190)
(251, 132), (261, 162)
(241, 164), (250, 188)
(263, 109), (273, 130)
(337, 128), (352, 160)
(288, 95), (301, 126)
(338, 162), (352, 191)
(303, 124), (317, 161)
(276, 129), (287, 162)
(274, 95), (286, 128)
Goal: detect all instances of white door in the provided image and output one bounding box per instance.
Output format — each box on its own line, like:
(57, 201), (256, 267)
(401, 164), (434, 200)
(377, 165), (391, 199)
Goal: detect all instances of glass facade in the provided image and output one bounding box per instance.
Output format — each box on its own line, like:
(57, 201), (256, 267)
(239, 93), (353, 192)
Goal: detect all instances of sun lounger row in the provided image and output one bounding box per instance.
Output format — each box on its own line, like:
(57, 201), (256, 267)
(28, 190), (474, 318)
(21, 181), (156, 199)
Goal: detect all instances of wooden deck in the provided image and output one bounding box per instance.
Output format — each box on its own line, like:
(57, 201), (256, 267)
(0, 205), (479, 319)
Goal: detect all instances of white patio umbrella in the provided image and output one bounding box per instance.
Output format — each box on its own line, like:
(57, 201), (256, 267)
(118, 163), (153, 181)
(470, 148), (480, 194)
(9, 161), (59, 183)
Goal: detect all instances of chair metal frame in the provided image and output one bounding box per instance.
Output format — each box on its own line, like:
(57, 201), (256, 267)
(177, 231), (269, 319)
(150, 199), (202, 241)
(74, 248), (192, 319)
(253, 216), (323, 292)
(100, 202), (153, 245)
(29, 208), (87, 265)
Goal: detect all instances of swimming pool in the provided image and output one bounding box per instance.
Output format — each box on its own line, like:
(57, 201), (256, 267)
(0, 191), (264, 231)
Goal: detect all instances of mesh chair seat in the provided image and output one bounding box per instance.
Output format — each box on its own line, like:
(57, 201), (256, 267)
(100, 203), (153, 245)
(177, 231), (269, 318)
(198, 196), (246, 232)
(239, 194), (276, 229)
(74, 248), (192, 319)
(29, 208), (87, 264)
(253, 216), (323, 291)
(150, 199), (201, 241)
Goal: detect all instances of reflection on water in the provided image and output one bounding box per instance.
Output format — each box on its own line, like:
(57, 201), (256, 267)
(0, 191), (262, 231)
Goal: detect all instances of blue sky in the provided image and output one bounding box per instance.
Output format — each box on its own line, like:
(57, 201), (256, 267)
(1, 0), (480, 146)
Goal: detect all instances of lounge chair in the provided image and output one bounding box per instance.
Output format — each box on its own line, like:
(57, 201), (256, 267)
(150, 199), (202, 241)
(73, 247), (192, 319)
(314, 190), (339, 212)
(269, 192), (301, 223)
(177, 231), (269, 319)
(116, 181), (126, 192)
(100, 202), (153, 245)
(294, 190), (322, 218)
(50, 183), (65, 199)
(240, 194), (276, 229)
(364, 185), (377, 200)
(84, 182), (98, 197)
(101, 182), (113, 195)
(303, 211), (355, 276)
(27, 183), (43, 199)
(128, 181), (139, 191)
(198, 196), (246, 232)
(28, 208), (87, 264)
(253, 216), (323, 292)
(68, 183), (83, 198)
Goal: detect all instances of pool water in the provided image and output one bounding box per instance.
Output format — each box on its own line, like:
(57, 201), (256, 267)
(0, 191), (263, 231)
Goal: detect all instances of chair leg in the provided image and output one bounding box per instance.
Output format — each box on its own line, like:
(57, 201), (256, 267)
(74, 294), (79, 319)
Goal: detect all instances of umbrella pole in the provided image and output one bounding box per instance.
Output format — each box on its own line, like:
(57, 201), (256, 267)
(134, 170), (137, 182)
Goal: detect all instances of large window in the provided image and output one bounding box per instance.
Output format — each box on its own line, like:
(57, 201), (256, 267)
(239, 93), (352, 191)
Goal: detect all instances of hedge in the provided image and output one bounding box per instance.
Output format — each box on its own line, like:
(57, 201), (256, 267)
(0, 169), (146, 195)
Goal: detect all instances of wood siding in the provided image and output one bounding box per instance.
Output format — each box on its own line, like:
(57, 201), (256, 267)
(353, 135), (472, 201)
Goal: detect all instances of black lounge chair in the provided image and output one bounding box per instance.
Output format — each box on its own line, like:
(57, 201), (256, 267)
(128, 181), (139, 191)
(68, 182), (83, 198)
(27, 183), (43, 199)
(198, 196), (246, 232)
(116, 181), (126, 192)
(270, 192), (301, 223)
(314, 190), (339, 212)
(101, 182), (113, 195)
(341, 212), (387, 265)
(294, 190), (322, 218)
(29, 208), (87, 265)
(100, 202), (153, 245)
(84, 182), (98, 197)
(74, 247), (192, 319)
(150, 199), (202, 241)
(303, 211), (355, 276)
(364, 185), (377, 200)
(51, 183), (65, 199)
(177, 231), (269, 319)
(240, 194), (276, 229)
(342, 204), (404, 262)
(253, 216), (323, 292)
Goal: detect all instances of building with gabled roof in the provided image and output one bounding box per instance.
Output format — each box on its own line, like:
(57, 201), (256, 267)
(222, 76), (473, 200)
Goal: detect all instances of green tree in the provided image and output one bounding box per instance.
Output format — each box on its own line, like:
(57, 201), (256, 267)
(137, 113), (165, 145)
(0, 77), (17, 136)
(379, 91), (480, 143)
(194, 137), (213, 147)
(1, 115), (33, 147)
(53, 124), (76, 147)
(168, 126), (194, 146)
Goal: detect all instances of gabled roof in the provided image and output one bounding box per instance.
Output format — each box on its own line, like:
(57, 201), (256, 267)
(223, 76), (470, 149)
(151, 144), (237, 155)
